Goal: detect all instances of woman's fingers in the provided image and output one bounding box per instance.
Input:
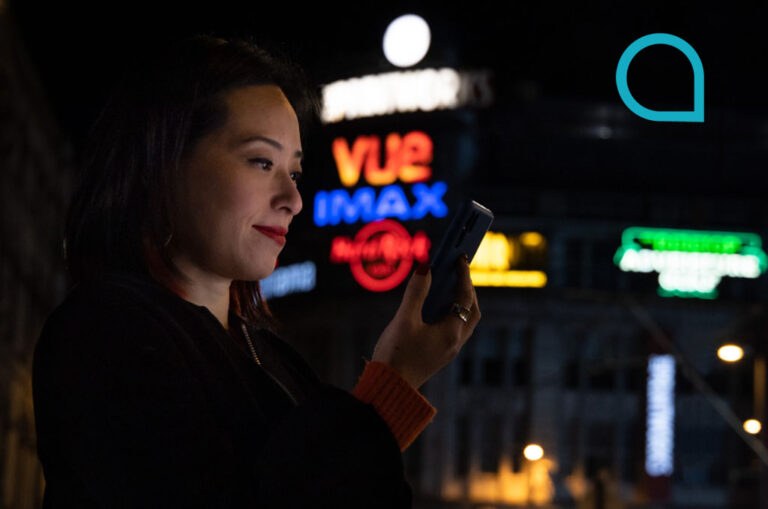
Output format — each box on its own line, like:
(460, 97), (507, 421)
(454, 254), (475, 310)
(468, 283), (481, 329)
(457, 255), (481, 331)
(398, 262), (432, 320)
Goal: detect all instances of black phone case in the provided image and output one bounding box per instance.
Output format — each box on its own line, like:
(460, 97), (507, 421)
(421, 199), (494, 324)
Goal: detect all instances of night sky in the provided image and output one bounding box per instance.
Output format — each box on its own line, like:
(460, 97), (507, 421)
(9, 1), (768, 196)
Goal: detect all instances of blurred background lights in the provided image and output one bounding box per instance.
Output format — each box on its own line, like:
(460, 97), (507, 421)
(383, 14), (431, 67)
(520, 231), (545, 247)
(717, 344), (744, 362)
(744, 419), (762, 434)
(260, 261), (316, 299)
(645, 354), (675, 477)
(523, 444), (544, 461)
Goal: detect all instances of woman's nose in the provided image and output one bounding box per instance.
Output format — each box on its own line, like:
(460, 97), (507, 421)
(273, 171), (303, 216)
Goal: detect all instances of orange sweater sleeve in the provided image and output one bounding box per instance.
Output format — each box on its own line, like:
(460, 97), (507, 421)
(351, 359), (437, 452)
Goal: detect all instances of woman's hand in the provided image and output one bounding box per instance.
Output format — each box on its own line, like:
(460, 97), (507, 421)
(371, 255), (481, 390)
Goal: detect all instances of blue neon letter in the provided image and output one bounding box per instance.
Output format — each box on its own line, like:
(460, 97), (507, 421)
(375, 185), (411, 221)
(411, 181), (448, 219)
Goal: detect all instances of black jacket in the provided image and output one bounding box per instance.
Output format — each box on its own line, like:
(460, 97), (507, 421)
(32, 268), (412, 508)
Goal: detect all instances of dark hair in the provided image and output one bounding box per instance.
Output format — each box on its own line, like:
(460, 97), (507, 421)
(63, 33), (320, 333)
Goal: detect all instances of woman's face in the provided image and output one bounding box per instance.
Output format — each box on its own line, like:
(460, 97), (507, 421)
(171, 85), (303, 282)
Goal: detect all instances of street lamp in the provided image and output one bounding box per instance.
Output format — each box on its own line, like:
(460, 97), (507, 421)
(718, 344), (744, 363)
(523, 444), (544, 461)
(744, 419), (762, 435)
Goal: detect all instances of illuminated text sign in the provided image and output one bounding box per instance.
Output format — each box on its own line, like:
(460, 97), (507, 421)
(470, 231), (548, 288)
(333, 131), (432, 187)
(614, 227), (767, 299)
(330, 219), (430, 291)
(318, 130), (443, 292)
(315, 131), (448, 227)
(320, 68), (493, 123)
(314, 182), (447, 227)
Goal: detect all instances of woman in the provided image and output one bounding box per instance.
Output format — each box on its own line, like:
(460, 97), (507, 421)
(32, 34), (481, 507)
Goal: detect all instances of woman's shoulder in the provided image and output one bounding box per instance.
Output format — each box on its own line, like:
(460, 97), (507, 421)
(35, 272), (175, 362)
(43, 273), (152, 325)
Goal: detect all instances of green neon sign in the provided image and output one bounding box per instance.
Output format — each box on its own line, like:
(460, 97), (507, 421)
(614, 227), (768, 299)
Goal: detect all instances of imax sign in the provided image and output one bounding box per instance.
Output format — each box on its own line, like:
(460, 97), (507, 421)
(314, 182), (448, 227)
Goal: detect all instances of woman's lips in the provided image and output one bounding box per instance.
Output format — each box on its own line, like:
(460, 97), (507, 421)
(253, 226), (286, 246)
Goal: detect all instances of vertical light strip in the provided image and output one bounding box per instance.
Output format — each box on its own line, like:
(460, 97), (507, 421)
(645, 354), (676, 476)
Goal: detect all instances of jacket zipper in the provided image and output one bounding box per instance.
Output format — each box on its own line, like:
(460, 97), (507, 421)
(240, 322), (298, 406)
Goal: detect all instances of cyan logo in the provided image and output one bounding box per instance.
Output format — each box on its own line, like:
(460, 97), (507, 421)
(616, 33), (704, 122)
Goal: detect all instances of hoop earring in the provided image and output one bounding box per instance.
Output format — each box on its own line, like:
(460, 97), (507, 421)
(163, 233), (173, 248)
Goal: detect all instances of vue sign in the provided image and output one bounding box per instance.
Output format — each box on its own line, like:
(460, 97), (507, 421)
(332, 131), (433, 187)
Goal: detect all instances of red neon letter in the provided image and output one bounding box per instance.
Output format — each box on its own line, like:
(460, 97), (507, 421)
(330, 237), (356, 262)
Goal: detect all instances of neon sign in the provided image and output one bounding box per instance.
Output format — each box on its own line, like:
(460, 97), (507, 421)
(319, 130), (443, 292)
(330, 219), (430, 291)
(614, 227), (768, 299)
(260, 261), (316, 299)
(320, 68), (493, 123)
(314, 182), (447, 227)
(645, 354), (675, 477)
(332, 131), (432, 187)
(469, 231), (548, 288)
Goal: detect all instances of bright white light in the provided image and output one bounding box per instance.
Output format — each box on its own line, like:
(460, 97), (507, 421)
(320, 68), (493, 123)
(645, 354), (675, 477)
(260, 261), (316, 299)
(744, 419), (762, 434)
(618, 249), (761, 278)
(717, 344), (744, 363)
(523, 444), (544, 461)
(383, 14), (431, 68)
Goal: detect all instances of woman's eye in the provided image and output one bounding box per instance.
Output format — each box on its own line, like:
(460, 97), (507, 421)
(291, 171), (304, 185)
(249, 158), (273, 170)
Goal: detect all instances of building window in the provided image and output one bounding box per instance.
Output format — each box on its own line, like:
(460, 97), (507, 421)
(476, 326), (504, 388)
(459, 354), (473, 386)
(456, 415), (470, 476)
(512, 358), (529, 387)
(483, 358), (502, 387)
(621, 418), (641, 482)
(509, 326), (530, 387)
(586, 421), (614, 478)
(588, 365), (616, 391)
(512, 413), (528, 473)
(480, 414), (503, 472)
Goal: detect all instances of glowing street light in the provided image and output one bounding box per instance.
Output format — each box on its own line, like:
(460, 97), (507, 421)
(383, 14), (431, 67)
(717, 344), (744, 363)
(744, 419), (762, 434)
(523, 444), (544, 461)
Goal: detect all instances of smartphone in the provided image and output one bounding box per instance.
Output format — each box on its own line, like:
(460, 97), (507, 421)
(421, 199), (494, 324)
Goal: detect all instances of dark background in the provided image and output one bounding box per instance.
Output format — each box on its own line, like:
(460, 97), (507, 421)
(9, 1), (768, 197)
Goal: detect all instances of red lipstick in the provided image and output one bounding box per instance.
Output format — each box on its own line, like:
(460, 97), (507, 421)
(253, 225), (287, 246)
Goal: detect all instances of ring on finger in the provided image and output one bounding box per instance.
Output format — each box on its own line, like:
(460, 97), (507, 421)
(450, 302), (472, 323)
